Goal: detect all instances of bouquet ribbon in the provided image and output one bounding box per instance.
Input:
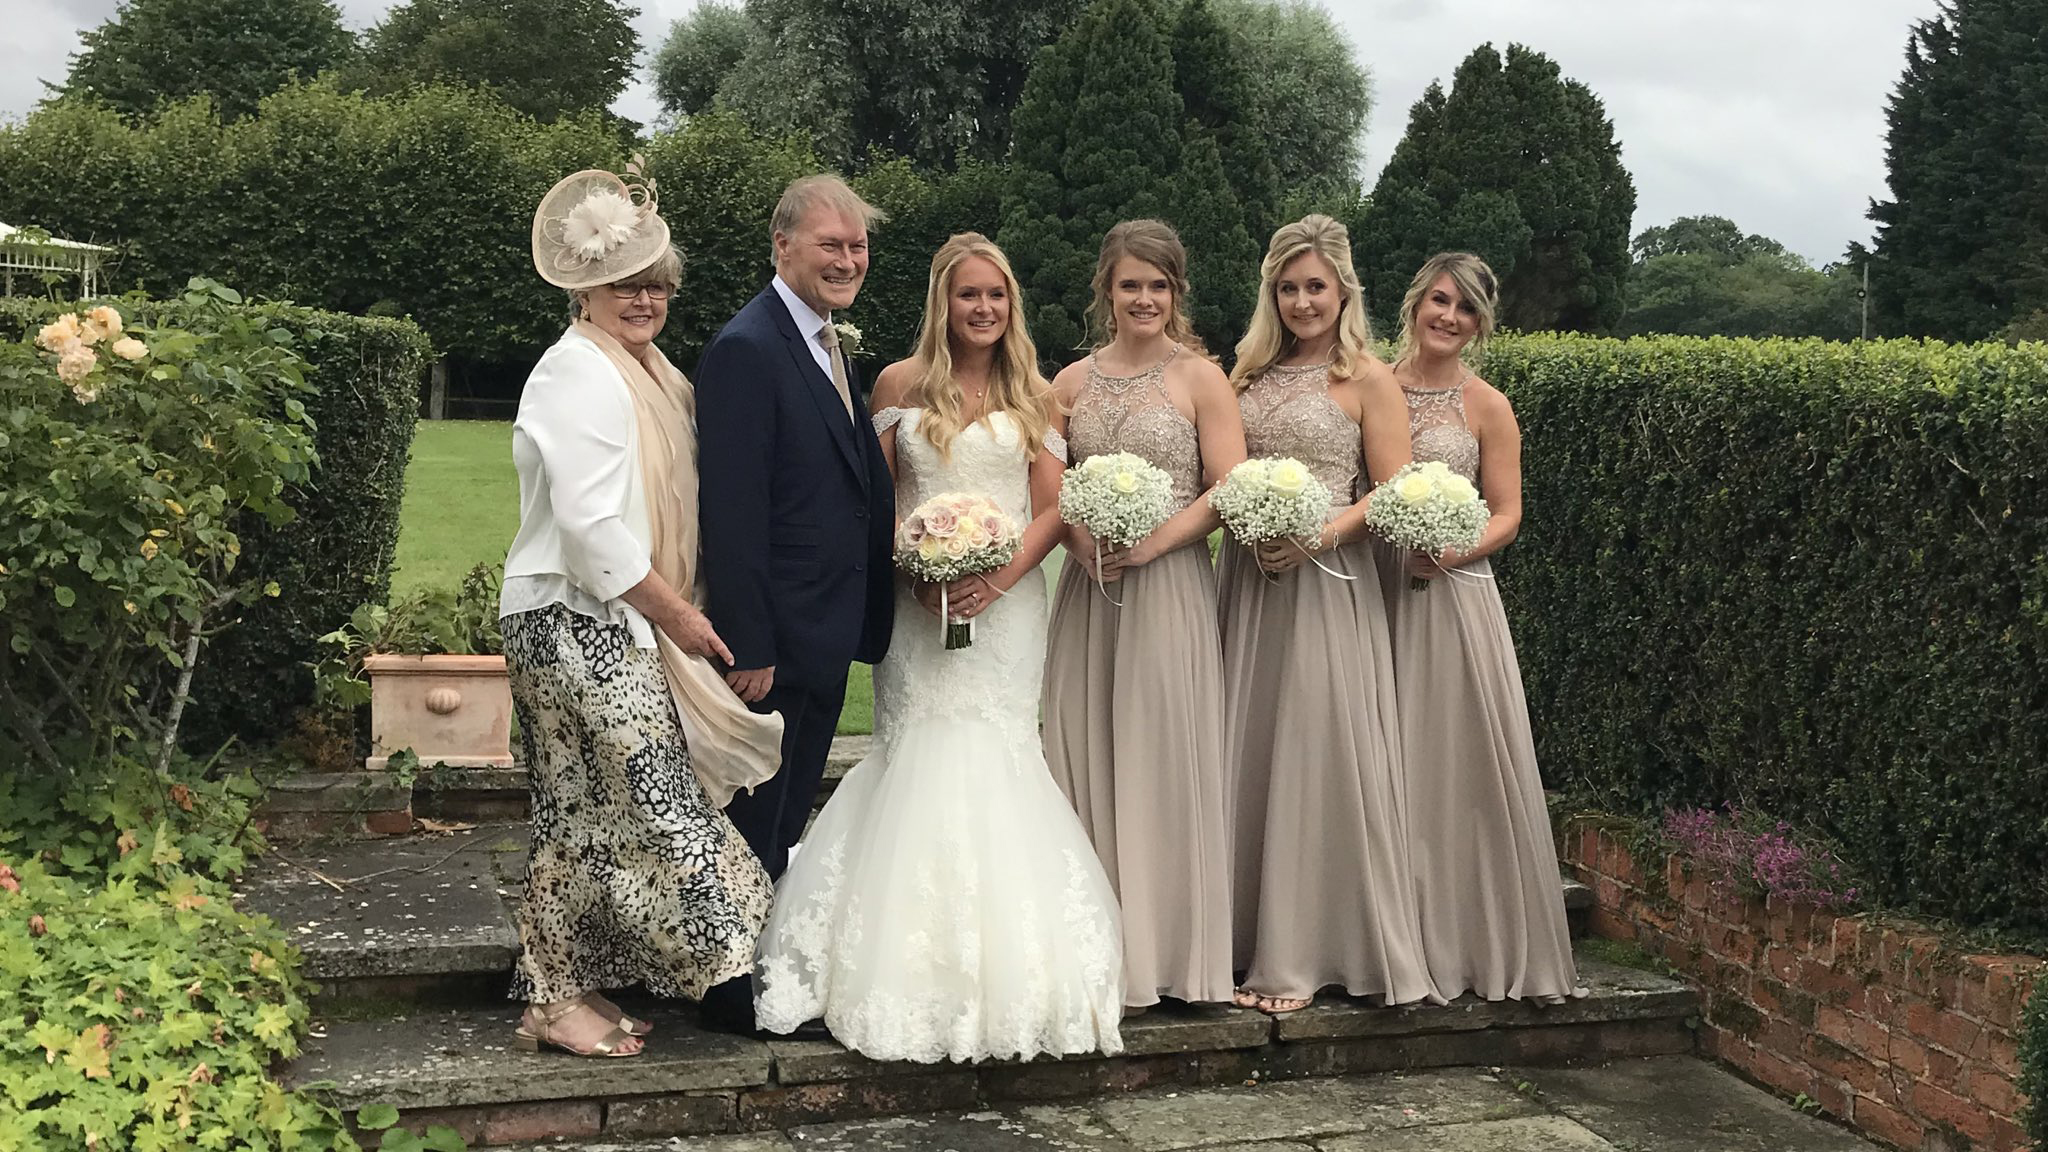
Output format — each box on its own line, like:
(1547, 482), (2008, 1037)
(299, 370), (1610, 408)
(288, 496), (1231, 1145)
(1283, 536), (1358, 582)
(1093, 538), (1126, 607)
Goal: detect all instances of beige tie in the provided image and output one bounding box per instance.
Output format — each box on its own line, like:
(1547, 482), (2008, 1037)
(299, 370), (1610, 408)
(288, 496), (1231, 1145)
(817, 324), (856, 423)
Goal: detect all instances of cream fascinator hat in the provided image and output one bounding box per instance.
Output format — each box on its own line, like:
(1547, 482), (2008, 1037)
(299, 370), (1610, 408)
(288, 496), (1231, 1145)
(531, 156), (672, 290)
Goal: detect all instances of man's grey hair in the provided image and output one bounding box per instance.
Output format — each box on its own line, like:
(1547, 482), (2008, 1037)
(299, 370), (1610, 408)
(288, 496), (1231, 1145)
(769, 174), (887, 265)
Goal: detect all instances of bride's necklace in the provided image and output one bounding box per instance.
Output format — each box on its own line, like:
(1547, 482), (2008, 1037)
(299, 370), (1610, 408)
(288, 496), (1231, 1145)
(957, 377), (990, 420)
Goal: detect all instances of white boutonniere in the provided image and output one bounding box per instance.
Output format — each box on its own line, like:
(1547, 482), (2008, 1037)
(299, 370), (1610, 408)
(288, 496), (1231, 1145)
(832, 320), (866, 357)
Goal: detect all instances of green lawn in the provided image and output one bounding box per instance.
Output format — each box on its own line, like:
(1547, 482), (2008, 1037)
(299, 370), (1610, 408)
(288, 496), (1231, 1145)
(393, 420), (878, 733)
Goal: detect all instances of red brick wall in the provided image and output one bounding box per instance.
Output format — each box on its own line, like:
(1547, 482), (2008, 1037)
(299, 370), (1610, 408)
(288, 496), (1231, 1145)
(1562, 819), (2041, 1152)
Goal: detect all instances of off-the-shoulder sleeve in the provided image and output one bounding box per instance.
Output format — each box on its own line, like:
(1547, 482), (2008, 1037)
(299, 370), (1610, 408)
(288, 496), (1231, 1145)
(1043, 427), (1069, 463)
(872, 406), (913, 434)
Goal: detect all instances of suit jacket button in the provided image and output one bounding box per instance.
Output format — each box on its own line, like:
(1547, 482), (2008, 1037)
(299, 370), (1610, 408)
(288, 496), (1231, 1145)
(855, 508), (867, 518)
(854, 563), (865, 572)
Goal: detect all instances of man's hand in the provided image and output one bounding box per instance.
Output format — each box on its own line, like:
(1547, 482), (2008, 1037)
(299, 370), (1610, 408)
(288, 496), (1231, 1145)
(725, 665), (776, 703)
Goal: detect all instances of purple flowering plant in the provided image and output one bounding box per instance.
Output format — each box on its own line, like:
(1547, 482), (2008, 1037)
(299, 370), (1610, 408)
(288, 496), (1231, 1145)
(1661, 804), (1862, 910)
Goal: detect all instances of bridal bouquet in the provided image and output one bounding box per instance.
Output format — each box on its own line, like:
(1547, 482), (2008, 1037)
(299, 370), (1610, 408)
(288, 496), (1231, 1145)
(1364, 460), (1489, 591)
(895, 492), (1020, 649)
(1211, 457), (1333, 545)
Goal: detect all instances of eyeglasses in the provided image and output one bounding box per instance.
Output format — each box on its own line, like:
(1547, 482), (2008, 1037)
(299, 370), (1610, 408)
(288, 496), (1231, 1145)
(607, 284), (672, 301)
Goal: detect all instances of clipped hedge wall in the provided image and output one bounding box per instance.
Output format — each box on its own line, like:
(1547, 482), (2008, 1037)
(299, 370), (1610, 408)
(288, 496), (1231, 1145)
(1488, 333), (2048, 936)
(0, 292), (431, 743)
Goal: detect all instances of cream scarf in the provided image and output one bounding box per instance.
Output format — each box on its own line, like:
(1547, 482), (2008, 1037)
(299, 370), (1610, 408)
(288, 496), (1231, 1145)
(572, 319), (784, 806)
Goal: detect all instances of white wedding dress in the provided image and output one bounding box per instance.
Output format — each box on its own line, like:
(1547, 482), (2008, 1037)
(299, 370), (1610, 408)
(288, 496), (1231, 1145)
(754, 408), (1125, 1063)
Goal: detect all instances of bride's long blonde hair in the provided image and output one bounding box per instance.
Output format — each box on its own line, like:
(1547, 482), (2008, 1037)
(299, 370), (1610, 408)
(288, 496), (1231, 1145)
(903, 233), (1054, 462)
(1229, 214), (1373, 392)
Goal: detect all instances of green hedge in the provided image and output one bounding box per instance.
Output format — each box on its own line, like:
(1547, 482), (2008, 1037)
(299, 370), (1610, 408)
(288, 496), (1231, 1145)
(0, 293), (431, 744)
(1487, 333), (2048, 936)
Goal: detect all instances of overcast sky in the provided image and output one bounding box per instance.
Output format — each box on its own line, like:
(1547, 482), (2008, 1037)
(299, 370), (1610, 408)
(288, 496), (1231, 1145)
(7, 0), (1938, 266)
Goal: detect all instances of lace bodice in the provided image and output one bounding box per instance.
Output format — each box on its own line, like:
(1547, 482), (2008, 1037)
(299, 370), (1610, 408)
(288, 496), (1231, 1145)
(1238, 362), (1361, 505)
(1405, 382), (1480, 483)
(1067, 349), (1203, 510)
(875, 408), (1040, 528)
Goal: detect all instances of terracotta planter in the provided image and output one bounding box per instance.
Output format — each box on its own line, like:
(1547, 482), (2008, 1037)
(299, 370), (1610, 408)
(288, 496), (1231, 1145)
(362, 653), (514, 771)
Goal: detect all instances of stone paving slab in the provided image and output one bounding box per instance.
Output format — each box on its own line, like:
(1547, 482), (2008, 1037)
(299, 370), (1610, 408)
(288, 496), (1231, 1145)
(289, 1003), (771, 1110)
(1087, 1069), (1543, 1149)
(1322, 1114), (1618, 1150)
(1511, 1056), (1880, 1151)
(238, 828), (527, 979)
(781, 1107), (1126, 1151)
(508, 1058), (1880, 1152)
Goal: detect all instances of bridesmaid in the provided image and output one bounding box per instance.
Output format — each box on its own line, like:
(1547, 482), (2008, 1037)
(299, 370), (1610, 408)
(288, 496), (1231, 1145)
(1043, 219), (1247, 1010)
(1381, 253), (1583, 1003)
(1217, 215), (1437, 1014)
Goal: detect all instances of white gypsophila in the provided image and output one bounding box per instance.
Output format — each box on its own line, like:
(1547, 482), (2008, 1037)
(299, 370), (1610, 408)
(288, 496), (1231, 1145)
(1364, 460), (1489, 556)
(1211, 456), (1333, 544)
(1057, 451), (1176, 548)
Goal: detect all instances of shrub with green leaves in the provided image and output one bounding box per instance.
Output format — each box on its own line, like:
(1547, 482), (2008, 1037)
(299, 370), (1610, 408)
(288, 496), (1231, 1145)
(0, 282), (316, 778)
(0, 290), (431, 746)
(0, 848), (360, 1150)
(1488, 333), (2048, 936)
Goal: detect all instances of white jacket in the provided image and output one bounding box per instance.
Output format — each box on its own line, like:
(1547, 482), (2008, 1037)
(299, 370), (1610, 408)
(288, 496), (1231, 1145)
(499, 329), (657, 647)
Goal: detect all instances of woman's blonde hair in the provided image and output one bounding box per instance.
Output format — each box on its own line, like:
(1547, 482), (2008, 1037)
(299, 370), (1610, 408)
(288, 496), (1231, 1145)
(1085, 219), (1206, 354)
(903, 233), (1053, 462)
(1396, 252), (1500, 363)
(1229, 214), (1373, 392)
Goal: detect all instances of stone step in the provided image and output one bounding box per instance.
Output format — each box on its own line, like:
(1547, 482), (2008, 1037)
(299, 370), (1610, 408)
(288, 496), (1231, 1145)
(285, 948), (1698, 1148)
(238, 828), (530, 1003)
(238, 827), (1597, 1008)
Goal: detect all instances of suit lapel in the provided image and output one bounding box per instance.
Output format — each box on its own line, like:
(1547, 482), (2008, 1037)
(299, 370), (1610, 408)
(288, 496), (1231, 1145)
(762, 291), (866, 488)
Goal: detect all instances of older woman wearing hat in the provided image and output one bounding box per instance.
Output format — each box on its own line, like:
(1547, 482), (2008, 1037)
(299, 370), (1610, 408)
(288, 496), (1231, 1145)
(499, 159), (784, 1057)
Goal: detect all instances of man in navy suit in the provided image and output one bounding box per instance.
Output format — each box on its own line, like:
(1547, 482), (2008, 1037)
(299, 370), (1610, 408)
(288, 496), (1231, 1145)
(694, 175), (895, 1034)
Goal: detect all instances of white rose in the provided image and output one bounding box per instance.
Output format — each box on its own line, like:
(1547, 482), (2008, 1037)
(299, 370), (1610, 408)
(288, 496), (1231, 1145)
(1441, 474), (1478, 504)
(1396, 473), (1434, 505)
(1268, 459), (1310, 496)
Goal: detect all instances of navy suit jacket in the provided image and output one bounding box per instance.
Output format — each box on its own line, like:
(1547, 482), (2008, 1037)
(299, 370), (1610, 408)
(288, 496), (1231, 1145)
(696, 287), (895, 690)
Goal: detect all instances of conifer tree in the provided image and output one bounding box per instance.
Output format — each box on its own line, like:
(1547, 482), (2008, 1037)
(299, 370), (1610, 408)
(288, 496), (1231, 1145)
(1866, 0), (2048, 340)
(1360, 43), (1634, 333)
(1174, 0), (1278, 239)
(999, 0), (1186, 361)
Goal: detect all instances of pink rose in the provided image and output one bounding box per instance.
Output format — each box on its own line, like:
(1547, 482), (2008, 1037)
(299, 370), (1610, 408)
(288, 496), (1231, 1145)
(899, 514), (927, 546)
(979, 513), (1007, 542)
(924, 506), (960, 538)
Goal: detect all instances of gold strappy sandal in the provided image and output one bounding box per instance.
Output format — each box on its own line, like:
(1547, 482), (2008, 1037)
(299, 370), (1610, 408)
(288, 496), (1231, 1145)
(581, 992), (652, 1038)
(514, 1001), (643, 1058)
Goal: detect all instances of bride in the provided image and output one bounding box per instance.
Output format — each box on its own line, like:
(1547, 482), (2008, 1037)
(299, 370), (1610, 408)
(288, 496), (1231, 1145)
(754, 233), (1125, 1062)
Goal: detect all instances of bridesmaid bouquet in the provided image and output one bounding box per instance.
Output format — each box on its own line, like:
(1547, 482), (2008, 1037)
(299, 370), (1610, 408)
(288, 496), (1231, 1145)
(1058, 452), (1175, 604)
(1365, 460), (1489, 591)
(1212, 458), (1355, 582)
(1057, 451), (1175, 549)
(895, 492), (1020, 649)
(1211, 457), (1332, 545)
